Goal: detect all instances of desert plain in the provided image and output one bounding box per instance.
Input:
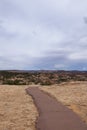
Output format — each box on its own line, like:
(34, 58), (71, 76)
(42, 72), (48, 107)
(0, 81), (87, 130)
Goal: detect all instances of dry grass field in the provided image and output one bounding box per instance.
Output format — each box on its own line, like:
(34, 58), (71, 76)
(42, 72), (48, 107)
(0, 82), (87, 130)
(40, 81), (87, 124)
(0, 85), (38, 130)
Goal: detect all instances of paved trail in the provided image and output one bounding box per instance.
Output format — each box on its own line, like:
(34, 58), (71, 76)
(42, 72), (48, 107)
(26, 87), (87, 130)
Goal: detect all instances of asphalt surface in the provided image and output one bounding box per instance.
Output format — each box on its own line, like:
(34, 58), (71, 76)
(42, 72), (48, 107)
(26, 87), (87, 130)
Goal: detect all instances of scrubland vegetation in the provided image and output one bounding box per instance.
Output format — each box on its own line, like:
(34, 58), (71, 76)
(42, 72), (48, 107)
(0, 70), (87, 85)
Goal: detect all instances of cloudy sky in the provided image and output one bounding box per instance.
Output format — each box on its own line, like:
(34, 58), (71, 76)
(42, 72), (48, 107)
(0, 0), (87, 70)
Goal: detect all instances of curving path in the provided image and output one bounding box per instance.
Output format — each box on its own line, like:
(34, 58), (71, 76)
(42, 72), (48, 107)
(26, 87), (87, 130)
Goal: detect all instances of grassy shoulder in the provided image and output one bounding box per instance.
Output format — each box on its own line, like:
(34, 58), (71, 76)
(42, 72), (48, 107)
(0, 85), (38, 130)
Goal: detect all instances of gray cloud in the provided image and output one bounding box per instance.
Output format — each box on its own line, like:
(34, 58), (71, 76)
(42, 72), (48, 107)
(0, 0), (87, 70)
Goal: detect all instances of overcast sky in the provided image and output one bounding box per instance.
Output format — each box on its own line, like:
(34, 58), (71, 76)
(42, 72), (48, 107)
(0, 0), (87, 70)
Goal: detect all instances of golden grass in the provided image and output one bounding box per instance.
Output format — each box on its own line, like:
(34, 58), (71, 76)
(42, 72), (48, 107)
(0, 85), (38, 130)
(40, 81), (87, 124)
(0, 82), (87, 130)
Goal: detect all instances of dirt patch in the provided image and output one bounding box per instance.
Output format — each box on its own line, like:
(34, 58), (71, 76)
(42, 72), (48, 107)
(40, 81), (87, 124)
(0, 85), (38, 130)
